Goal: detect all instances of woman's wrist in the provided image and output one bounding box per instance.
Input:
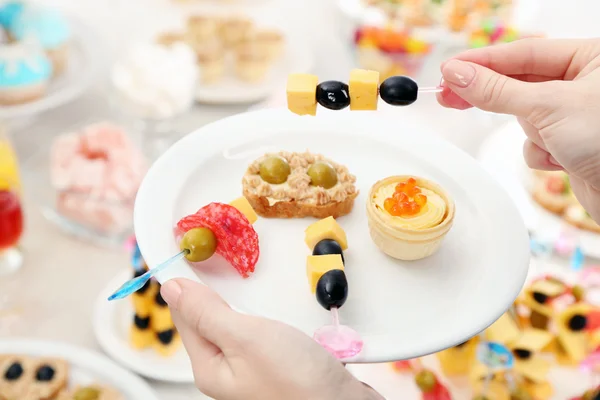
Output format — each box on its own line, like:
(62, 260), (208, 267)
(336, 377), (385, 400)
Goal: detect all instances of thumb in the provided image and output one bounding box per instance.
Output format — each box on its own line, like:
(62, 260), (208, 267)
(441, 59), (555, 117)
(161, 278), (239, 347)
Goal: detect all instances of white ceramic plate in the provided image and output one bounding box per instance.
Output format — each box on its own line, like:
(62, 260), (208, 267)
(134, 108), (529, 363)
(0, 17), (103, 120)
(0, 339), (159, 399)
(195, 41), (314, 105)
(477, 119), (600, 259)
(94, 270), (194, 382)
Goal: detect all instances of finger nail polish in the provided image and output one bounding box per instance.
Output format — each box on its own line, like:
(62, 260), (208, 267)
(442, 60), (476, 88)
(161, 280), (182, 308)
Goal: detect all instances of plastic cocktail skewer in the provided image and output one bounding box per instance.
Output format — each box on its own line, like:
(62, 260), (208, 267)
(418, 86), (444, 94)
(108, 250), (189, 301)
(313, 306), (363, 359)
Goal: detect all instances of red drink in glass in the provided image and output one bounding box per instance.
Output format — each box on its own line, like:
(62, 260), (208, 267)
(0, 190), (23, 250)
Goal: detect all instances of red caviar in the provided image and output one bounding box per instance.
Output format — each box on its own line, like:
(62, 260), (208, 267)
(384, 177), (428, 217)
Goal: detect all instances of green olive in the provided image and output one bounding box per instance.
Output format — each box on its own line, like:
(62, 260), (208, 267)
(573, 285), (586, 301)
(180, 228), (217, 262)
(582, 389), (599, 400)
(510, 387), (532, 400)
(307, 162), (338, 189)
(472, 396), (490, 400)
(414, 370), (437, 393)
(74, 387), (101, 400)
(259, 156), (291, 184)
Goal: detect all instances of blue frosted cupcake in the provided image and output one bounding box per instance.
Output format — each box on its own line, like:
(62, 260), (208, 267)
(0, 40), (52, 105)
(9, 6), (71, 75)
(0, 1), (25, 30)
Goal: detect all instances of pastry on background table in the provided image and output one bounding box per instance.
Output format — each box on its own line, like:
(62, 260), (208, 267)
(219, 16), (253, 47)
(247, 28), (284, 61)
(564, 203), (600, 233)
(234, 42), (271, 83)
(0, 39), (52, 105)
(242, 151), (358, 219)
(195, 39), (225, 84)
(187, 15), (220, 43)
(9, 5), (71, 76)
(531, 170), (575, 214)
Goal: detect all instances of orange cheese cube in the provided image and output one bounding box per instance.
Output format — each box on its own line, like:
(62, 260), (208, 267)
(229, 196), (258, 224)
(304, 216), (348, 250)
(306, 254), (344, 293)
(287, 73), (318, 116)
(349, 69), (379, 111)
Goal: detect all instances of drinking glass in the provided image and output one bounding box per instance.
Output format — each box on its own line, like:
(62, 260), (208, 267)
(0, 132), (23, 274)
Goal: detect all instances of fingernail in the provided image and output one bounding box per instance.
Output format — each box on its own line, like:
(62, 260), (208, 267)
(548, 154), (563, 168)
(161, 280), (182, 308)
(442, 60), (476, 88)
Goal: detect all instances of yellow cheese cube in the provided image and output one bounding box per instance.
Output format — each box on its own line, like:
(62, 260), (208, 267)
(229, 196), (258, 224)
(515, 357), (551, 383)
(486, 313), (520, 344)
(287, 73), (318, 116)
(305, 216), (348, 250)
(349, 69), (379, 111)
(306, 254), (344, 293)
(509, 328), (553, 352)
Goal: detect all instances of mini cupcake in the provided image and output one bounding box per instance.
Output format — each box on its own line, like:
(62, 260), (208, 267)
(366, 176), (455, 261)
(195, 40), (225, 84)
(234, 43), (270, 83)
(156, 32), (186, 47)
(9, 6), (71, 76)
(0, 39), (52, 105)
(219, 16), (253, 48)
(187, 15), (220, 44)
(247, 28), (284, 61)
(0, 1), (25, 30)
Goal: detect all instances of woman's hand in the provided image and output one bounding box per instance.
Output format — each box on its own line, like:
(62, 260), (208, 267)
(437, 38), (600, 223)
(160, 279), (383, 400)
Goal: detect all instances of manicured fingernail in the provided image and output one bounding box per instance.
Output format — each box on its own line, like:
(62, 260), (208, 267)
(548, 154), (562, 167)
(442, 60), (476, 88)
(161, 280), (182, 308)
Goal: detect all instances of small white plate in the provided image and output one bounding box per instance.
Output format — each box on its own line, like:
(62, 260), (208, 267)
(0, 339), (159, 399)
(0, 17), (103, 120)
(94, 270), (194, 383)
(477, 119), (600, 259)
(134, 108), (529, 363)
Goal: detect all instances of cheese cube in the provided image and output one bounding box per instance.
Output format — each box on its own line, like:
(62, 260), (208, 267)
(287, 73), (318, 116)
(349, 69), (379, 111)
(486, 313), (520, 344)
(306, 254), (344, 293)
(529, 279), (565, 297)
(229, 196), (258, 224)
(305, 216), (348, 250)
(509, 328), (553, 352)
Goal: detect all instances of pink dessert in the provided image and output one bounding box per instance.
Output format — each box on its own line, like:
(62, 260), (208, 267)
(50, 122), (147, 235)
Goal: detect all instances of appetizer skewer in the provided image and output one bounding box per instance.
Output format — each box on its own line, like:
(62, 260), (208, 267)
(305, 217), (363, 358)
(287, 69), (442, 116)
(109, 198), (259, 300)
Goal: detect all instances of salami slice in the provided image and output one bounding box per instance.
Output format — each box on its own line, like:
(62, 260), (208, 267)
(177, 202), (259, 277)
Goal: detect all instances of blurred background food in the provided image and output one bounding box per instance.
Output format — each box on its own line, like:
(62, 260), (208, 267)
(2, 0), (600, 399)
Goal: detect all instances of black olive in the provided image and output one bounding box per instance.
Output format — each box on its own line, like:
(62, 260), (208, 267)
(35, 365), (55, 381)
(312, 239), (344, 264)
(134, 314), (151, 330)
(155, 291), (168, 307)
(316, 269), (348, 310)
(379, 76), (418, 106)
(133, 269), (151, 294)
(157, 329), (174, 345)
(568, 314), (587, 331)
(532, 291), (548, 304)
(316, 81), (350, 110)
(4, 362), (23, 380)
(512, 348), (532, 360)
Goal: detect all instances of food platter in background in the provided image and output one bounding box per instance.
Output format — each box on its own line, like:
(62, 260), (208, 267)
(477, 119), (600, 259)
